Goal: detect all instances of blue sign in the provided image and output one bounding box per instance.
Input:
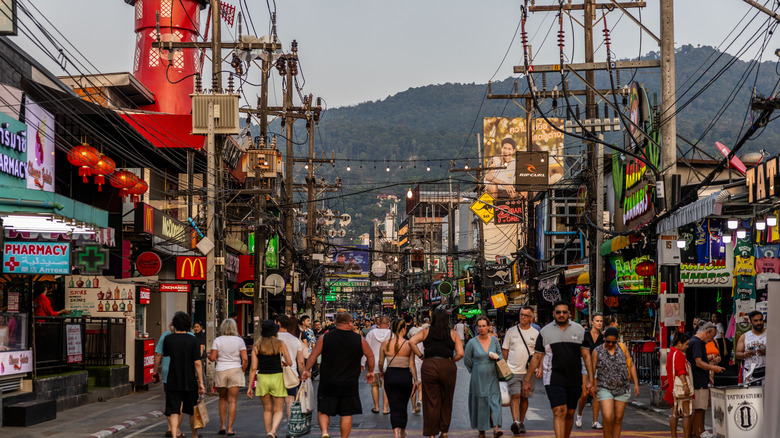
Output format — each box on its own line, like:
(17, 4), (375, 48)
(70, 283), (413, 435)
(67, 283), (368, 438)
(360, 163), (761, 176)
(3, 242), (71, 274)
(0, 112), (28, 187)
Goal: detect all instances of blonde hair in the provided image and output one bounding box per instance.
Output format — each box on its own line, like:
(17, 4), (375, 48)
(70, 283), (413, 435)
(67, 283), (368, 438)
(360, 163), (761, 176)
(219, 318), (238, 336)
(254, 334), (283, 356)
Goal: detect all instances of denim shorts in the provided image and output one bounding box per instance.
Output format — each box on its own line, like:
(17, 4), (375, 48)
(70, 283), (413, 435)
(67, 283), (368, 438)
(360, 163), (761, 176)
(597, 387), (631, 403)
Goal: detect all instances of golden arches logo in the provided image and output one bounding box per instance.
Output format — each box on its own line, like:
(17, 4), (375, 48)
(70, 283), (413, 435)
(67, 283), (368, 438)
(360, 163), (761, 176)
(178, 257), (206, 280)
(144, 205), (154, 233)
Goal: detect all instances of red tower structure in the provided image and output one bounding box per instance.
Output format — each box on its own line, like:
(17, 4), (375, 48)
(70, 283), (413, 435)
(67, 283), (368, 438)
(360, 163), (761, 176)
(123, 0), (208, 114)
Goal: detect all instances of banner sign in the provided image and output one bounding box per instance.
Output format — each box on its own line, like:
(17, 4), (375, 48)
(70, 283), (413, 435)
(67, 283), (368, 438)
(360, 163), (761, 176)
(0, 0), (17, 36)
(25, 97), (55, 192)
(159, 283), (190, 293)
(134, 202), (196, 250)
(66, 275), (135, 314)
(746, 155), (780, 203)
(515, 151), (549, 189)
(680, 243), (734, 288)
(139, 286), (151, 304)
(176, 256), (206, 280)
(3, 242), (70, 274)
(66, 324), (83, 363)
(325, 245), (369, 280)
(484, 264), (512, 288)
(0, 349), (32, 376)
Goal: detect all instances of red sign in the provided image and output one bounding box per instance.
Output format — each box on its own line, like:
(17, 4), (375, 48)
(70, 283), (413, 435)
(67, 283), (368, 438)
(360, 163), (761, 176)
(7, 292), (19, 312)
(234, 299), (253, 305)
(139, 286), (151, 305)
(495, 199), (523, 225)
(141, 339), (155, 385)
(159, 283), (190, 293)
(176, 256), (207, 280)
(136, 252), (162, 276)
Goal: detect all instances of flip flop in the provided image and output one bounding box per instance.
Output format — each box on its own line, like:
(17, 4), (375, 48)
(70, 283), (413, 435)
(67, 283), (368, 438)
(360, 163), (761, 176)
(218, 431), (226, 436)
(383, 411), (390, 415)
(371, 408), (379, 413)
(227, 433), (236, 437)
(165, 433), (173, 438)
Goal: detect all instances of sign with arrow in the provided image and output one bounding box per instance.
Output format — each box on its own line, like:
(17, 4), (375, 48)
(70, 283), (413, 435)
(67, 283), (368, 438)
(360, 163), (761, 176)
(470, 192), (495, 224)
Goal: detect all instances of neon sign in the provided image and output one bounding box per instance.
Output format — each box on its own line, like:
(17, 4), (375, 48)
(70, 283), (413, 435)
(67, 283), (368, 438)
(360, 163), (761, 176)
(622, 183), (653, 225)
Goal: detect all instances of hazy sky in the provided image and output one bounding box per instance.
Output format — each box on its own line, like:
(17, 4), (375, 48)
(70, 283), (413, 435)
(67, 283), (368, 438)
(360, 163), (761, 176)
(12, 0), (779, 108)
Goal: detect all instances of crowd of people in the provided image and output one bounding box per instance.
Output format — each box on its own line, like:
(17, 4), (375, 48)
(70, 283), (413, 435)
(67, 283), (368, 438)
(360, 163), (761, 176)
(150, 301), (767, 438)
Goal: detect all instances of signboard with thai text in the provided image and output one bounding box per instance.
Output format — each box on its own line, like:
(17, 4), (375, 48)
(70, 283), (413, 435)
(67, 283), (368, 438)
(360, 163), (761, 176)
(66, 324), (82, 363)
(0, 112), (28, 188)
(3, 242), (70, 274)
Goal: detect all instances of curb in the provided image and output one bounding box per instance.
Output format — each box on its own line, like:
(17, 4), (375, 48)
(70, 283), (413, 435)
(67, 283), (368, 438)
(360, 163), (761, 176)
(87, 410), (164, 438)
(628, 400), (670, 417)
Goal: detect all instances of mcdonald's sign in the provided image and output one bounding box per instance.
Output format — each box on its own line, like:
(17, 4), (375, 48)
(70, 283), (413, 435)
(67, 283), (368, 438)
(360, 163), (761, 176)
(176, 256), (207, 280)
(134, 202), (196, 250)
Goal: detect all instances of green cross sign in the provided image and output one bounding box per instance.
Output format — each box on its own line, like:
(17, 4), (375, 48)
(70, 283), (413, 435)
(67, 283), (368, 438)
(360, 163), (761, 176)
(74, 244), (109, 274)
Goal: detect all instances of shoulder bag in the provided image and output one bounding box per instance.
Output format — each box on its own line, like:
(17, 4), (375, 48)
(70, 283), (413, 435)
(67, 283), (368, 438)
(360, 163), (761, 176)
(282, 353), (300, 389)
(617, 342), (633, 380)
(670, 349), (692, 399)
(517, 325), (533, 371)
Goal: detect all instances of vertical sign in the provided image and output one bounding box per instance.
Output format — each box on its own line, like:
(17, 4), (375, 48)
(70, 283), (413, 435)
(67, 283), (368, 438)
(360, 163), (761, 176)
(7, 291), (18, 312)
(66, 324), (83, 363)
(139, 286), (151, 305)
(24, 97), (55, 192)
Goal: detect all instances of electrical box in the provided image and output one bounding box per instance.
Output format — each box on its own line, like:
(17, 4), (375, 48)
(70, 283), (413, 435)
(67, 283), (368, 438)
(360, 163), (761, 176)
(191, 94), (241, 134)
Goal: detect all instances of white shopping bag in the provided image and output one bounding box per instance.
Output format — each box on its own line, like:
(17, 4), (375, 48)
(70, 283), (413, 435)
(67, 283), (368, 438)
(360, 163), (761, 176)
(300, 379), (314, 413)
(500, 381), (510, 407)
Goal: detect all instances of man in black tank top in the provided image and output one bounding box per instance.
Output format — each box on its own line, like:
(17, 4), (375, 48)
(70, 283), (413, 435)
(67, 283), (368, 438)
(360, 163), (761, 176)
(302, 312), (375, 438)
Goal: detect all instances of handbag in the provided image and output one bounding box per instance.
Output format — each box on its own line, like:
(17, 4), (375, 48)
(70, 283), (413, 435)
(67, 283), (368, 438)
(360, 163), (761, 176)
(499, 381), (510, 407)
(283, 365), (300, 389)
(517, 325), (533, 371)
(287, 390), (313, 437)
(670, 350), (692, 399)
(617, 342), (633, 380)
(192, 397), (209, 429)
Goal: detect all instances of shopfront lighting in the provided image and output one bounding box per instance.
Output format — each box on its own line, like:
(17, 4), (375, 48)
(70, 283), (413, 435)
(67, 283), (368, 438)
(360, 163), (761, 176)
(768, 215), (778, 227)
(727, 218), (739, 229)
(1, 215), (97, 234)
(736, 229), (747, 239)
(756, 218), (766, 231)
(407, 188), (413, 199)
(722, 234), (732, 244)
(676, 239), (686, 248)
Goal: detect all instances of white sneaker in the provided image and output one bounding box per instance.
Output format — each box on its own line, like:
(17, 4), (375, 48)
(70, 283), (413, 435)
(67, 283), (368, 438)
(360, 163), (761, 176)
(592, 421), (603, 430)
(699, 432), (714, 438)
(575, 415), (582, 428)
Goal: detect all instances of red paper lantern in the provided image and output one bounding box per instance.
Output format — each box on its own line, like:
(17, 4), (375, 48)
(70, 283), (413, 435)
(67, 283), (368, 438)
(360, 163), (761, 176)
(67, 145), (100, 182)
(110, 170), (138, 199)
(126, 178), (148, 204)
(90, 155), (115, 192)
(635, 260), (656, 277)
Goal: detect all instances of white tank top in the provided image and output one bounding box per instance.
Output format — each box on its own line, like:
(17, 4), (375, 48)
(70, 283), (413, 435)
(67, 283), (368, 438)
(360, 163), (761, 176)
(742, 330), (767, 372)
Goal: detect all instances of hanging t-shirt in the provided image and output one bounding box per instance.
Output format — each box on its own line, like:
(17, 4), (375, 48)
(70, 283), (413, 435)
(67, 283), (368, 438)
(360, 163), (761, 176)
(755, 272), (780, 291)
(733, 275), (756, 324)
(708, 219), (726, 260)
(734, 256), (756, 276)
(769, 212), (780, 243)
(755, 244), (780, 259)
(679, 224), (698, 263)
(735, 235), (754, 258)
(695, 219), (709, 263)
(755, 257), (780, 274)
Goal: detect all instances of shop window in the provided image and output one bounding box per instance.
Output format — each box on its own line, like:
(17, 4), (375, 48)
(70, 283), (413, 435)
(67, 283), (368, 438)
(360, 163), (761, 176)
(0, 313), (29, 351)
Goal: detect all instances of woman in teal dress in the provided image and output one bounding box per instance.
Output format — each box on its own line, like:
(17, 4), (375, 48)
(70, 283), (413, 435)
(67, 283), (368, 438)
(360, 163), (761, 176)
(464, 316), (503, 438)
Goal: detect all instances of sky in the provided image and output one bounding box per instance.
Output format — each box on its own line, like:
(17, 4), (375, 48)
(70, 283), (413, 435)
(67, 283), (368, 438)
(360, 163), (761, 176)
(11, 0), (780, 109)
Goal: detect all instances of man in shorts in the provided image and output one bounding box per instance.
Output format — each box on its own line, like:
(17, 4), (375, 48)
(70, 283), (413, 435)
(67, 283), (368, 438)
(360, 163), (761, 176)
(687, 322), (724, 438)
(302, 312), (374, 438)
(503, 306), (541, 435)
(363, 315), (392, 413)
(162, 312), (205, 438)
(524, 301), (593, 438)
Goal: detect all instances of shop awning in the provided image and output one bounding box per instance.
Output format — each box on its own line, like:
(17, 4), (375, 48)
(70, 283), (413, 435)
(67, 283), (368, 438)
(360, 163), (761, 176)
(656, 190), (729, 234)
(600, 234), (640, 256)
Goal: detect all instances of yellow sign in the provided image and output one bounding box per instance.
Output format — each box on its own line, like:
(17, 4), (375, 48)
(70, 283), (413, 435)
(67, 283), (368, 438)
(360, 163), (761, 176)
(470, 192), (495, 224)
(491, 292), (508, 308)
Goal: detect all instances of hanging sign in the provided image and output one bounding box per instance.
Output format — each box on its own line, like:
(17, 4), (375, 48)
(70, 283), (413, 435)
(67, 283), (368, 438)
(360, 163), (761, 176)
(25, 97), (55, 192)
(746, 155), (779, 203)
(139, 286), (151, 305)
(491, 292), (508, 308)
(3, 242), (70, 274)
(73, 244), (110, 274)
(515, 151), (549, 189)
(484, 264), (511, 287)
(470, 192), (495, 224)
(136, 251), (162, 276)
(134, 202), (196, 250)
(176, 256), (207, 280)
(494, 198), (524, 225)
(66, 324), (83, 363)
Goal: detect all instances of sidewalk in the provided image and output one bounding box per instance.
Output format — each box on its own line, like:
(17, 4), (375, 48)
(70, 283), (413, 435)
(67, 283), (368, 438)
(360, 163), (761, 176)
(628, 384), (713, 429)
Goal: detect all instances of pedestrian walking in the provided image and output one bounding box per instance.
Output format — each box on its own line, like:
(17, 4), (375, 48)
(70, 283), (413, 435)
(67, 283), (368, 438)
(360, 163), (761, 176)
(577, 312), (605, 430)
(301, 312), (375, 438)
(408, 308), (464, 438)
(379, 319), (417, 438)
(664, 332), (693, 438)
(207, 318), (248, 436)
(154, 322), (192, 437)
(455, 317), (468, 344)
(524, 301), (593, 438)
(464, 316), (503, 438)
(276, 315), (305, 421)
(162, 311), (206, 438)
(407, 319), (425, 414)
(589, 327), (639, 438)
(686, 322), (724, 438)
(502, 306), (541, 435)
(364, 315), (392, 414)
(247, 320), (293, 438)
(193, 321), (207, 388)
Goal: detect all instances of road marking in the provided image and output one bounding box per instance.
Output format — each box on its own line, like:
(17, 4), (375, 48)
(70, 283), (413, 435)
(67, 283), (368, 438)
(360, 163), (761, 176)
(634, 409), (670, 427)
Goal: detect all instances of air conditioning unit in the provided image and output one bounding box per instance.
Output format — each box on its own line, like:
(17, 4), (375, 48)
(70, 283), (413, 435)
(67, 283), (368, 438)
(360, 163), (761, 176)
(191, 94), (241, 134)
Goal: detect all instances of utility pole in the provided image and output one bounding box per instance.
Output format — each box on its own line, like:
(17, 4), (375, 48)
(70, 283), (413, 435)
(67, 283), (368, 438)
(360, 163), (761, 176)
(283, 50), (295, 315)
(660, 0), (677, 207)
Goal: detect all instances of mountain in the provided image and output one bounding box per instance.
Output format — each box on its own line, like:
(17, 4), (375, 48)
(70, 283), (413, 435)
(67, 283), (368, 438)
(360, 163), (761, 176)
(268, 45), (780, 235)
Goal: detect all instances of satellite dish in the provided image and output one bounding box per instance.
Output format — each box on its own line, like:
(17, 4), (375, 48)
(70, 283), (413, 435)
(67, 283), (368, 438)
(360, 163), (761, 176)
(339, 214), (351, 227)
(328, 229), (337, 238)
(264, 274), (285, 295)
(337, 228), (346, 237)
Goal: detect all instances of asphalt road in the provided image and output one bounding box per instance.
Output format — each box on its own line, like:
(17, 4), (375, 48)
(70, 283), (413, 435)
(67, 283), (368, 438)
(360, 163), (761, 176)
(116, 362), (671, 438)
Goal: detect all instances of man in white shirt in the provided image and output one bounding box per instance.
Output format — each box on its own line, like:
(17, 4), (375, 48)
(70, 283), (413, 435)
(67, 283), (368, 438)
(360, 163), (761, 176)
(276, 315), (305, 420)
(455, 318), (468, 344)
(363, 315), (392, 413)
(502, 306), (541, 435)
